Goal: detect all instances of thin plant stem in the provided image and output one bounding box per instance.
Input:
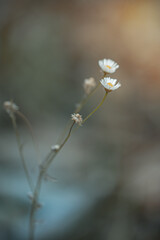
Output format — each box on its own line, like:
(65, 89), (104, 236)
(29, 121), (75, 240)
(56, 120), (72, 145)
(16, 111), (35, 146)
(82, 92), (108, 124)
(75, 82), (101, 113)
(56, 82), (101, 144)
(16, 110), (40, 164)
(72, 92), (108, 134)
(11, 114), (33, 192)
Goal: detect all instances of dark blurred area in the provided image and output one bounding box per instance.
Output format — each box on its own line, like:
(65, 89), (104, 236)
(1, 0), (160, 239)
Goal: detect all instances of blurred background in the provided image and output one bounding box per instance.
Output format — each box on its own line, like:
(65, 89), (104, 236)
(1, 0), (160, 239)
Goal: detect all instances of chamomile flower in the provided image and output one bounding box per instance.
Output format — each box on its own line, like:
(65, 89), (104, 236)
(98, 59), (119, 74)
(100, 77), (121, 92)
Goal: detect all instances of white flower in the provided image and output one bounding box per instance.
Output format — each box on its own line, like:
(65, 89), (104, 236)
(71, 113), (83, 126)
(100, 77), (121, 92)
(83, 77), (96, 95)
(98, 59), (119, 74)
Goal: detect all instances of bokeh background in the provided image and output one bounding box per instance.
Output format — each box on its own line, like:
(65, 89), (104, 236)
(1, 0), (160, 239)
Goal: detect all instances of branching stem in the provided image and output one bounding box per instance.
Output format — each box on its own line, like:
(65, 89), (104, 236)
(29, 121), (75, 240)
(56, 82), (101, 144)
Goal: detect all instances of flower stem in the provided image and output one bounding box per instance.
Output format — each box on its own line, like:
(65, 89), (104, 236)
(75, 82), (101, 113)
(56, 82), (101, 144)
(29, 121), (75, 240)
(11, 114), (33, 192)
(82, 92), (108, 124)
(16, 111), (35, 146)
(16, 110), (40, 164)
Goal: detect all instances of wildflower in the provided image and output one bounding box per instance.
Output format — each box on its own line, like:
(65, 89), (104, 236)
(83, 77), (96, 95)
(51, 144), (60, 152)
(71, 113), (83, 126)
(100, 77), (121, 92)
(98, 59), (119, 74)
(3, 101), (19, 117)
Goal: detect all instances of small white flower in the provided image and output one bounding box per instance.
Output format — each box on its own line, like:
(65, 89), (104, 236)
(83, 77), (96, 95)
(51, 144), (60, 151)
(100, 77), (121, 92)
(71, 113), (83, 126)
(98, 59), (119, 74)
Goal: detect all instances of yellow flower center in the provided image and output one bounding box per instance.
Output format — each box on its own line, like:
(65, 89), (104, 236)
(107, 82), (113, 87)
(106, 65), (112, 69)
